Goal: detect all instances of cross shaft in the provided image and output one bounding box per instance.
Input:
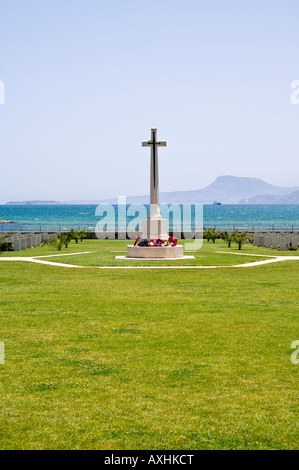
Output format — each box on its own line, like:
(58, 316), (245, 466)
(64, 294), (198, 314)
(142, 128), (166, 217)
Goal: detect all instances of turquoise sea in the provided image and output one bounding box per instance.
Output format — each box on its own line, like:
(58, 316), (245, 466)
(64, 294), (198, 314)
(1, 204), (299, 232)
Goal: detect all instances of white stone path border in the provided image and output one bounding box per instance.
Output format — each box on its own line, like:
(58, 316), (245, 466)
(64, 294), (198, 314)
(0, 251), (299, 269)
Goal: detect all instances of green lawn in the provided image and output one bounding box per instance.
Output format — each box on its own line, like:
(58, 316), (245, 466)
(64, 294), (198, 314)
(0, 239), (281, 266)
(0, 239), (298, 449)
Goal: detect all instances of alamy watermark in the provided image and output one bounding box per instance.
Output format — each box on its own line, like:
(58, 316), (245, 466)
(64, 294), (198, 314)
(290, 80), (299, 105)
(95, 197), (203, 251)
(290, 340), (299, 365)
(0, 342), (4, 364)
(0, 80), (5, 104)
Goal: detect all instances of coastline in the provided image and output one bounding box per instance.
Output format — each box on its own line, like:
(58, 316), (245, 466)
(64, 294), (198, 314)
(1, 204), (299, 232)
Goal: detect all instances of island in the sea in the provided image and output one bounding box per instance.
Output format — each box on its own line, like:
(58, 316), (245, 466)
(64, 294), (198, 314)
(5, 201), (61, 206)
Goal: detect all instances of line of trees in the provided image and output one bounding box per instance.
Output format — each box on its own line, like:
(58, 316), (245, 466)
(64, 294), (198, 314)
(203, 227), (250, 250)
(43, 230), (87, 251)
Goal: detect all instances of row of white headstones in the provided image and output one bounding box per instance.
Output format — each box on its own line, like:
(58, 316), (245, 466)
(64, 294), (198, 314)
(253, 233), (299, 250)
(1, 232), (54, 251)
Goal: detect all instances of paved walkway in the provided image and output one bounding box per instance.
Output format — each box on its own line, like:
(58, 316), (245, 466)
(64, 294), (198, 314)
(0, 252), (299, 269)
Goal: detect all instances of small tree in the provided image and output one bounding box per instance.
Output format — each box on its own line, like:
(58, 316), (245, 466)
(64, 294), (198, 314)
(232, 230), (250, 250)
(64, 233), (72, 248)
(69, 229), (79, 244)
(204, 227), (218, 244)
(47, 235), (62, 251)
(222, 231), (233, 248)
(57, 233), (72, 249)
(0, 233), (13, 252)
(78, 230), (87, 242)
(57, 239), (63, 251)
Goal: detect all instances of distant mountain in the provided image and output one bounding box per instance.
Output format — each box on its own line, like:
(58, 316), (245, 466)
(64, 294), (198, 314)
(201, 176), (299, 203)
(5, 176), (299, 206)
(102, 176), (299, 205)
(244, 189), (299, 204)
(6, 201), (61, 205)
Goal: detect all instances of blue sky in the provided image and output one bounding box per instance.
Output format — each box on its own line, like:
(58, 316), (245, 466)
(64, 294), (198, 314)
(0, 0), (299, 202)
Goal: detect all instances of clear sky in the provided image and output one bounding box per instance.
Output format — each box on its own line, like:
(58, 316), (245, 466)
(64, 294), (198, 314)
(0, 0), (299, 203)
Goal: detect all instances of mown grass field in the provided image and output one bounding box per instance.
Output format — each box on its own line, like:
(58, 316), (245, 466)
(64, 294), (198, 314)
(0, 238), (278, 266)
(0, 239), (298, 449)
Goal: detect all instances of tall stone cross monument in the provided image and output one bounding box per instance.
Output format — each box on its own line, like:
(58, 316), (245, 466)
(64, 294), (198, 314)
(124, 128), (187, 259)
(142, 128), (168, 239)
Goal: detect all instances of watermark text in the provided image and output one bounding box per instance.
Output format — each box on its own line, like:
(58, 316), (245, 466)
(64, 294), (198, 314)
(0, 342), (4, 364)
(95, 197), (203, 251)
(290, 80), (299, 105)
(290, 340), (299, 364)
(0, 80), (4, 104)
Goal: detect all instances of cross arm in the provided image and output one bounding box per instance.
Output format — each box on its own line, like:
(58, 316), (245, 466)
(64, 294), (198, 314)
(156, 141), (167, 146)
(142, 141), (167, 147)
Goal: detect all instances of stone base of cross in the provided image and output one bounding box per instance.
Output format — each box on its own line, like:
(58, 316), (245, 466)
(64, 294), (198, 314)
(142, 212), (168, 240)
